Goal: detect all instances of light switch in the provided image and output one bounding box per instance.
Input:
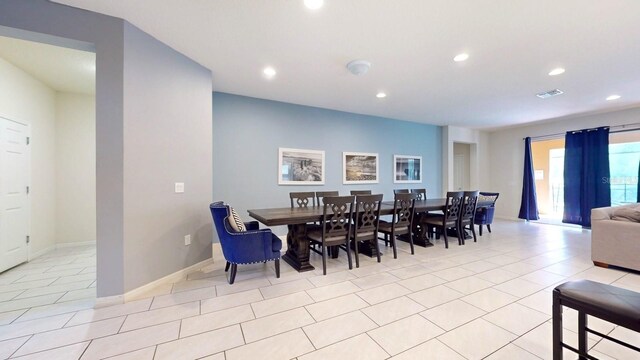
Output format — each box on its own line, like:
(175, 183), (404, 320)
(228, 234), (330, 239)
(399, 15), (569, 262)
(175, 182), (185, 193)
(184, 234), (191, 246)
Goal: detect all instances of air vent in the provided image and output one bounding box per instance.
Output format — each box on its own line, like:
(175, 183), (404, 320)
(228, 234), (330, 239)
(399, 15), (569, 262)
(536, 89), (564, 99)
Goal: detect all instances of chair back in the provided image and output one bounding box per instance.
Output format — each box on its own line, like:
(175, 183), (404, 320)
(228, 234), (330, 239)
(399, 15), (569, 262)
(392, 192), (417, 229)
(290, 192), (316, 208)
(393, 189), (409, 194)
(411, 188), (427, 200)
(354, 194), (383, 234)
(210, 202), (228, 240)
(461, 191), (480, 222)
(443, 191), (464, 222)
(320, 195), (355, 240)
(316, 191), (339, 206)
(350, 190), (372, 195)
(479, 192), (500, 207)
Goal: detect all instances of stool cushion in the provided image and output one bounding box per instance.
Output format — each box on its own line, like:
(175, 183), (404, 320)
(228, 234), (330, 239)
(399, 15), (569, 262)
(554, 280), (640, 328)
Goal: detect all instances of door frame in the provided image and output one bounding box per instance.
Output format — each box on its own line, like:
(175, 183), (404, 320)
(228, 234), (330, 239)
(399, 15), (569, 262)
(0, 115), (32, 265)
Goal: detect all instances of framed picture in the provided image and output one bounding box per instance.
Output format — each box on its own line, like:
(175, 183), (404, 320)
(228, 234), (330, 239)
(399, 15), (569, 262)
(278, 148), (325, 185)
(394, 155), (422, 183)
(343, 152), (379, 184)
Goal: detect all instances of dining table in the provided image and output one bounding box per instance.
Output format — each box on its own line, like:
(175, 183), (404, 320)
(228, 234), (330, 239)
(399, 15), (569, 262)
(248, 198), (465, 272)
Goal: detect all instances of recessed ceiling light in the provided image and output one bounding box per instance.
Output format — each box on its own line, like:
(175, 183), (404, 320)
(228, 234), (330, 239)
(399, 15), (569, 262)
(453, 53), (469, 62)
(606, 94), (621, 101)
(376, 92), (387, 98)
(304, 0), (324, 10)
(548, 68), (565, 76)
(263, 67), (276, 79)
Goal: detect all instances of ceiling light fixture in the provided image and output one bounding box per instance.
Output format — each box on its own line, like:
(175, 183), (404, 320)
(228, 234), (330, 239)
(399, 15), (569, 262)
(606, 94), (621, 101)
(453, 53), (469, 62)
(346, 60), (371, 76)
(304, 0), (324, 10)
(263, 66), (276, 79)
(376, 92), (387, 99)
(548, 68), (565, 76)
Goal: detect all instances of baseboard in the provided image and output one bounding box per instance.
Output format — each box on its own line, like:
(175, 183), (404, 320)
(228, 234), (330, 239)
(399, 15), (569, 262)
(57, 240), (96, 248)
(494, 216), (523, 221)
(122, 257), (213, 303)
(29, 245), (56, 261)
(95, 294), (125, 308)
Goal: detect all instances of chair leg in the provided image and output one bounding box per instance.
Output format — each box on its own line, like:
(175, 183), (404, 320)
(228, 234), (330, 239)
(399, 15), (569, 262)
(408, 230), (415, 255)
(228, 263), (237, 284)
(225, 261), (230, 272)
(487, 224), (492, 233)
(354, 240), (360, 268)
(458, 224), (464, 245)
(374, 238), (381, 263)
(274, 259), (280, 278)
(345, 239), (353, 270)
(479, 224), (483, 236)
(391, 231), (398, 259)
(443, 228), (449, 249)
(470, 223), (477, 242)
(321, 244), (327, 275)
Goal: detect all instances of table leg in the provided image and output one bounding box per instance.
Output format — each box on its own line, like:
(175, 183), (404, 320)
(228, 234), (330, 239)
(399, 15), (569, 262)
(282, 223), (315, 272)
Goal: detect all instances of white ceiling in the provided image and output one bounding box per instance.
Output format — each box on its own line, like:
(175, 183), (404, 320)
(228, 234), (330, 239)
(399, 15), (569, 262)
(51, 0), (640, 128)
(0, 35), (95, 95)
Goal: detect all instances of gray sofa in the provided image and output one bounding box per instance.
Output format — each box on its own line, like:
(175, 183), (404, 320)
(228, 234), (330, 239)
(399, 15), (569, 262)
(591, 203), (640, 271)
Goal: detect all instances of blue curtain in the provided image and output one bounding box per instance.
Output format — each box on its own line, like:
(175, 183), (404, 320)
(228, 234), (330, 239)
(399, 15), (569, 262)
(518, 137), (539, 220)
(563, 127), (611, 227)
(637, 160), (640, 202)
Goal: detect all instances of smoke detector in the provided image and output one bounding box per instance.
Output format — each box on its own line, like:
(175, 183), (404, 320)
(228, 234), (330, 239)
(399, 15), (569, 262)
(346, 60), (371, 76)
(536, 89), (564, 99)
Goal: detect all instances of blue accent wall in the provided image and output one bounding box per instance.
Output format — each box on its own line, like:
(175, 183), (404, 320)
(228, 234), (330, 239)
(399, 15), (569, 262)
(213, 92), (442, 235)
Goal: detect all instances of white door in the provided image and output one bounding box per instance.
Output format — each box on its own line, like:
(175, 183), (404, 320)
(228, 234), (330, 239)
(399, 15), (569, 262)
(454, 154), (464, 190)
(0, 117), (30, 273)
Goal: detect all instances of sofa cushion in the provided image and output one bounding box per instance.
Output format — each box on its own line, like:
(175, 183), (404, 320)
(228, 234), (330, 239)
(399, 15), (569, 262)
(228, 207), (246, 232)
(611, 207), (640, 223)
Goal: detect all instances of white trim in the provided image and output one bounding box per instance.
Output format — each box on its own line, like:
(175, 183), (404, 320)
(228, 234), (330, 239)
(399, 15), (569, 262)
(95, 257), (214, 306)
(494, 216), (523, 221)
(122, 258), (213, 302)
(95, 294), (124, 308)
(56, 240), (96, 248)
(28, 245), (55, 261)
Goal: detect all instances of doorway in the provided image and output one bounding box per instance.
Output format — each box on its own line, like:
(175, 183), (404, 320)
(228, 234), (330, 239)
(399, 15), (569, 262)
(0, 35), (97, 308)
(453, 143), (471, 191)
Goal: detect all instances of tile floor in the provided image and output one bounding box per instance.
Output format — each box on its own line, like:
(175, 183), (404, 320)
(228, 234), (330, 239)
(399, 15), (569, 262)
(0, 221), (639, 359)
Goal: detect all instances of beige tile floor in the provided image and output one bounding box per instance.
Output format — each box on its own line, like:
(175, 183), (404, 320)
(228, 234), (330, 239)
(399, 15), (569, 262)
(1, 221), (639, 359)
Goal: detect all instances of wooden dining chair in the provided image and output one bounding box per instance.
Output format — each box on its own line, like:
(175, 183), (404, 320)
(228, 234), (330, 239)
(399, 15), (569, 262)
(393, 189), (410, 194)
(350, 190), (372, 195)
(351, 194), (383, 267)
(290, 192), (316, 208)
(459, 191), (479, 244)
(411, 188), (427, 200)
(378, 192), (417, 258)
(316, 191), (339, 206)
(421, 191), (464, 248)
(306, 195), (355, 275)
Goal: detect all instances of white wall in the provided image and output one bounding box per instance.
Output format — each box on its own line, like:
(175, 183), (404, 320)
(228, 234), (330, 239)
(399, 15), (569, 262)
(55, 93), (96, 245)
(488, 107), (640, 219)
(0, 57), (56, 256)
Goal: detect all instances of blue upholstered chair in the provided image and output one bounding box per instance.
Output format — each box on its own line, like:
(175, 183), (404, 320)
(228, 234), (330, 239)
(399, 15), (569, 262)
(474, 192), (499, 236)
(209, 202), (282, 284)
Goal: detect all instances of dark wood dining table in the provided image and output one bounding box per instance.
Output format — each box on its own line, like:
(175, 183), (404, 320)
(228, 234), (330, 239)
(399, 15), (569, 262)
(248, 199), (454, 272)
